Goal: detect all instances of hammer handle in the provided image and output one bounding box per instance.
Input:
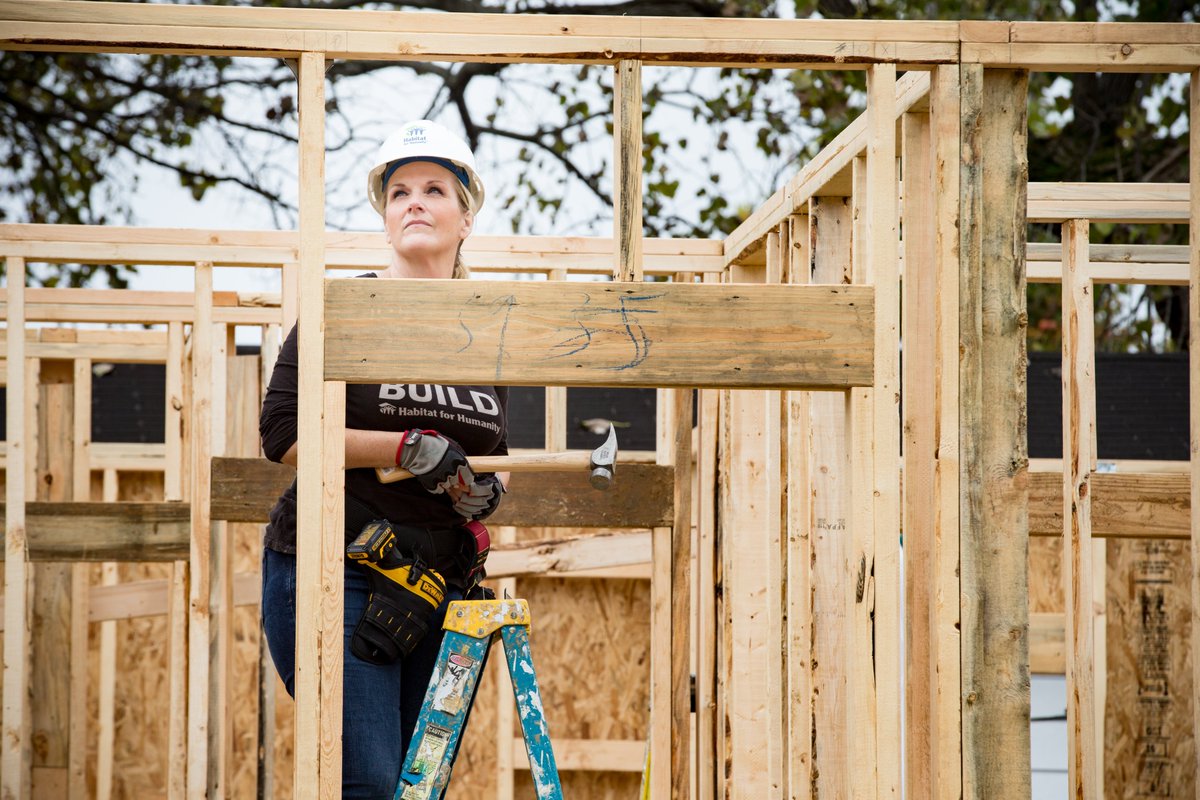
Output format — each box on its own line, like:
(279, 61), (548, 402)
(375, 450), (594, 484)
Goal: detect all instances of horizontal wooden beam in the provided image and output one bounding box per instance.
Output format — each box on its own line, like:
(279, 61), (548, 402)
(0, 288), (280, 325)
(0, 2), (960, 66)
(962, 41), (1200, 72)
(0, 502), (190, 561)
(212, 456), (674, 528)
(1026, 182), (1188, 222)
(1029, 471), (1190, 539)
(325, 278), (874, 390)
(1025, 242), (1190, 285)
(489, 464), (673, 527)
(0, 224), (725, 275)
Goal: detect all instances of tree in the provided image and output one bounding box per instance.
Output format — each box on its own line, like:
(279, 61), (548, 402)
(1, 0), (1193, 350)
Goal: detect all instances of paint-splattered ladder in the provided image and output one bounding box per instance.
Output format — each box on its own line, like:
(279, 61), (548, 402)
(395, 598), (563, 800)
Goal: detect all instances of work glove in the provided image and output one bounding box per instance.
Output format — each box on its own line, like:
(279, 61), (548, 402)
(453, 473), (505, 520)
(395, 429), (474, 496)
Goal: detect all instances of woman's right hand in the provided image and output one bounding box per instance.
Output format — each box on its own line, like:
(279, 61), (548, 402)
(395, 429), (474, 496)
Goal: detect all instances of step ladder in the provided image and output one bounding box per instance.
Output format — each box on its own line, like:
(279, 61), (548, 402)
(395, 598), (563, 800)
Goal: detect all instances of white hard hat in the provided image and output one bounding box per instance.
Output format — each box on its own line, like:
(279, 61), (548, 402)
(366, 120), (485, 216)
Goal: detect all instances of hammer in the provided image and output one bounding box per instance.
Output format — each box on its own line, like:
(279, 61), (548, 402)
(374, 424), (619, 490)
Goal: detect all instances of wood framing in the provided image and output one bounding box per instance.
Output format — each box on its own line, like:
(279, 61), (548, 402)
(1062, 218), (1100, 798)
(1190, 66), (1200, 793)
(324, 278), (874, 389)
(2, 256), (32, 799)
(958, 65), (1031, 799)
(0, 8), (1195, 800)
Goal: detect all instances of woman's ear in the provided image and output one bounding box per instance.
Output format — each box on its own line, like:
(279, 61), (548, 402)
(460, 209), (475, 240)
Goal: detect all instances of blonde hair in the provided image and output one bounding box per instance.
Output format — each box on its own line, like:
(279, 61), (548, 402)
(453, 179), (472, 280)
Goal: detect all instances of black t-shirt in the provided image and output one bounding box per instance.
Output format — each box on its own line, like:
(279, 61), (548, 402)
(259, 278), (509, 555)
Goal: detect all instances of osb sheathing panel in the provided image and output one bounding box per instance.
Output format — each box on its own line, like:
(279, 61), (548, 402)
(1029, 535), (1064, 613)
(1104, 538), (1195, 798)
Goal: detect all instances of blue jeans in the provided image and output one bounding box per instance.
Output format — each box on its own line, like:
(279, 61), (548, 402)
(261, 547), (461, 799)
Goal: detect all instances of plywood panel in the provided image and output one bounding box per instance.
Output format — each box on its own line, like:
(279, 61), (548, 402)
(324, 279), (874, 390)
(1104, 539), (1195, 798)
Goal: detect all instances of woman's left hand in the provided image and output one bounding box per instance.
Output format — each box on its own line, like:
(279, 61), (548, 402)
(452, 473), (506, 520)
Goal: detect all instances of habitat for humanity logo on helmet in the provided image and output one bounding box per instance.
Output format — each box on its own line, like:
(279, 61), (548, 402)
(402, 125), (427, 147)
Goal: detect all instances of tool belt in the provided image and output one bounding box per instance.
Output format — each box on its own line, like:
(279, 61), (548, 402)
(348, 539), (447, 665)
(345, 495), (490, 591)
(344, 497), (492, 664)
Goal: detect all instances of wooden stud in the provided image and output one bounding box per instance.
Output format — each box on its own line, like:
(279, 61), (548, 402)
(694, 377), (719, 800)
(846, 152), (879, 800)
(807, 196), (852, 799)
(867, 63), (902, 799)
(30, 358), (74, 797)
(293, 50), (342, 800)
(164, 320), (188, 800)
(165, 321), (185, 502)
(718, 263), (777, 796)
(613, 59), (643, 282)
(187, 261), (214, 800)
(902, 104), (936, 800)
(3, 256), (32, 799)
(650, 522), (672, 799)
(210, 324), (232, 798)
(958, 66), (1031, 800)
(929, 63), (963, 800)
(68, 359), (91, 799)
(783, 216), (813, 800)
(1062, 218), (1099, 799)
(167, 559), (189, 800)
(1190, 66), (1200, 800)
(671, 386), (693, 799)
(762, 234), (787, 796)
(494, 525), (517, 800)
(97, 473), (120, 800)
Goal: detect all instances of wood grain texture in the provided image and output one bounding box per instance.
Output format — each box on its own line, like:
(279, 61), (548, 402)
(210, 456), (673, 528)
(1062, 218), (1099, 799)
(187, 261), (214, 800)
(670, 388), (693, 799)
(958, 66), (1031, 800)
(1028, 471), (1189, 538)
(1190, 66), (1200, 796)
(901, 105), (936, 800)
(0, 13), (960, 69)
(1104, 539), (1196, 799)
(613, 60), (643, 282)
(929, 64), (963, 800)
(292, 51), (334, 800)
(324, 278), (874, 390)
(31, 361), (74, 793)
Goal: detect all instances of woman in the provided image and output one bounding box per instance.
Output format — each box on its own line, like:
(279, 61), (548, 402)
(259, 119), (508, 798)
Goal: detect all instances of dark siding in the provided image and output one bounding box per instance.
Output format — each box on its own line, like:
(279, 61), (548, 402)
(0, 352), (1185, 460)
